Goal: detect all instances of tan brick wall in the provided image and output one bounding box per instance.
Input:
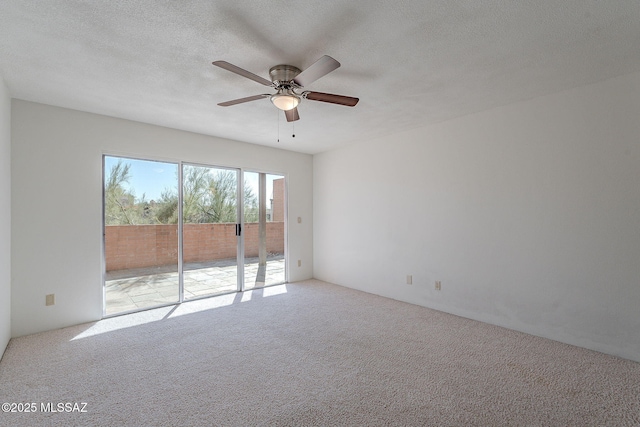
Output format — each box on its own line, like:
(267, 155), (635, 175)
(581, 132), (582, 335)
(105, 224), (178, 271)
(243, 222), (285, 258)
(183, 223), (237, 262)
(105, 222), (284, 271)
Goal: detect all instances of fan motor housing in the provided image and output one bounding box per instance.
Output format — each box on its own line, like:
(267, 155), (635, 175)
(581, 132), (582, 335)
(269, 64), (301, 84)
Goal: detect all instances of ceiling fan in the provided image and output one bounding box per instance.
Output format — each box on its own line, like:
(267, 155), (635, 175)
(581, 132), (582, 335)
(212, 55), (359, 122)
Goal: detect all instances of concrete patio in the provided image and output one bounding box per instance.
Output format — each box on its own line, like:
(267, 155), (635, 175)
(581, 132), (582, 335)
(105, 255), (285, 315)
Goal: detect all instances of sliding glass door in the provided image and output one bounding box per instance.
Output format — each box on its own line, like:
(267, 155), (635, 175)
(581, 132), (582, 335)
(103, 156), (285, 316)
(243, 171), (286, 290)
(103, 156), (180, 315)
(182, 164), (239, 299)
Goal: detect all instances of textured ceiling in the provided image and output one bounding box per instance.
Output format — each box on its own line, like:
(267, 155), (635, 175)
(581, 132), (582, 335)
(1, 1), (639, 154)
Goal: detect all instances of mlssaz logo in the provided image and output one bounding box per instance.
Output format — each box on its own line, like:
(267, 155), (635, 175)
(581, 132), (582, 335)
(41, 402), (88, 413)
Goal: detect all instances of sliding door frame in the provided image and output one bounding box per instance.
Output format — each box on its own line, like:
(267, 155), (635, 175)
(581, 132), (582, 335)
(102, 154), (288, 317)
(181, 161), (242, 300)
(241, 168), (288, 289)
(102, 153), (182, 317)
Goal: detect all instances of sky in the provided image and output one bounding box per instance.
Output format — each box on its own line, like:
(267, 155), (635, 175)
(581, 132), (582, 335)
(104, 156), (281, 203)
(105, 156), (178, 201)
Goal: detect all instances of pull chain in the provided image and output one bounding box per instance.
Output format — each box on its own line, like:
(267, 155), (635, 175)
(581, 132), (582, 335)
(292, 119), (295, 138)
(277, 109), (280, 142)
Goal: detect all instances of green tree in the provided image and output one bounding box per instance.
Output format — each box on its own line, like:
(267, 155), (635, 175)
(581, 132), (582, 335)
(105, 160), (171, 225)
(155, 188), (179, 224)
(156, 166), (257, 224)
(104, 160), (137, 225)
(243, 185), (258, 223)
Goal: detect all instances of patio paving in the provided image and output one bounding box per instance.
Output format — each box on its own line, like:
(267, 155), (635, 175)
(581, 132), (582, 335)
(105, 255), (285, 315)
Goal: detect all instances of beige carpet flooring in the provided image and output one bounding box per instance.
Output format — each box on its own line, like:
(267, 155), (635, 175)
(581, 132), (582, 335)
(1, 280), (638, 426)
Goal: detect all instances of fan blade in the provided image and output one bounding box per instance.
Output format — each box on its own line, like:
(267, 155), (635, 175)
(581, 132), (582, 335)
(305, 91), (359, 107)
(218, 94), (270, 107)
(293, 55), (340, 87)
(212, 61), (273, 86)
(284, 107), (300, 122)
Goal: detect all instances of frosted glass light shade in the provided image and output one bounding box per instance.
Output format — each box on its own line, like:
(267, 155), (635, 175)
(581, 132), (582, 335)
(271, 93), (300, 111)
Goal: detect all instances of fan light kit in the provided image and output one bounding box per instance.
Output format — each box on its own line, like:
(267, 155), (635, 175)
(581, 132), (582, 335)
(212, 55), (359, 122)
(271, 90), (300, 111)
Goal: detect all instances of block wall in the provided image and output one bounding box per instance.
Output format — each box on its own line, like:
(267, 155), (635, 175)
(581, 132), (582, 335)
(105, 222), (284, 271)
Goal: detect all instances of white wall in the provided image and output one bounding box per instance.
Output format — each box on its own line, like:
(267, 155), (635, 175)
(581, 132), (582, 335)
(314, 71), (640, 362)
(0, 76), (11, 357)
(11, 101), (313, 337)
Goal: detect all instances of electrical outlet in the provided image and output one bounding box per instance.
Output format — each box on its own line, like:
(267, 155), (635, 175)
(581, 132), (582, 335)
(435, 281), (441, 291)
(297, 260), (301, 267)
(46, 294), (55, 306)
(406, 275), (412, 285)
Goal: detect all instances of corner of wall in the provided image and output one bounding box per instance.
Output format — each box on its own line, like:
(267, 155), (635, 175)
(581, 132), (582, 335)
(312, 71), (640, 362)
(0, 75), (11, 358)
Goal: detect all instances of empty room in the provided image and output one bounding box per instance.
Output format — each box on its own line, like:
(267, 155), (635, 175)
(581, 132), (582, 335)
(1, 1), (639, 426)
